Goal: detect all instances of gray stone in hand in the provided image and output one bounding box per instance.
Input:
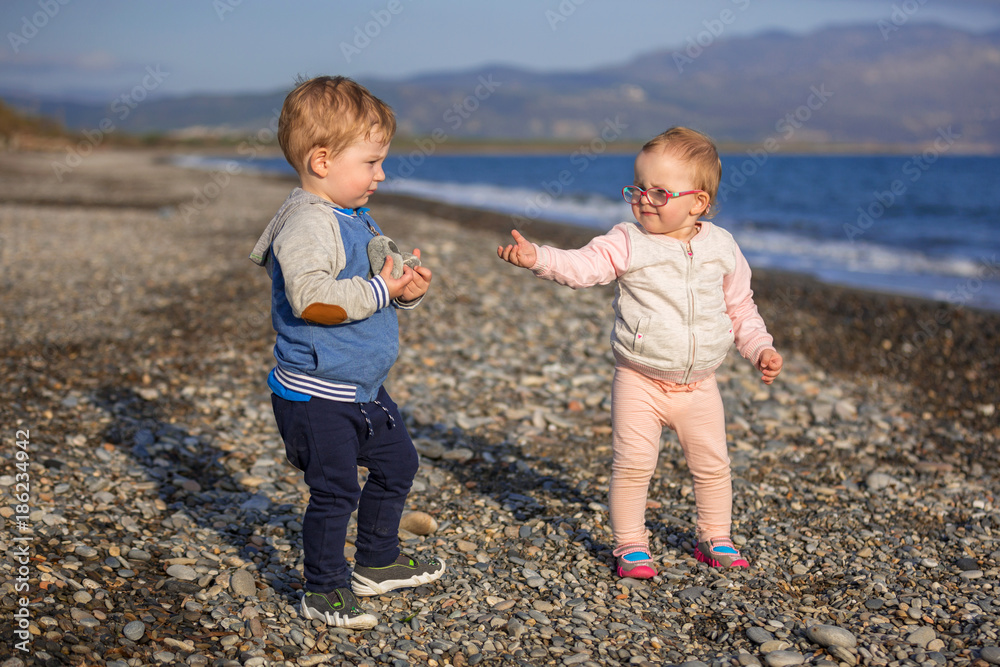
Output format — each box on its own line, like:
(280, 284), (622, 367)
(368, 235), (420, 279)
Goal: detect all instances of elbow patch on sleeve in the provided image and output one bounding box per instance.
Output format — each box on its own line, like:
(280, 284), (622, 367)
(301, 303), (348, 325)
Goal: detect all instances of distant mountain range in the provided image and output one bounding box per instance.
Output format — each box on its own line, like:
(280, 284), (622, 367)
(4, 23), (999, 150)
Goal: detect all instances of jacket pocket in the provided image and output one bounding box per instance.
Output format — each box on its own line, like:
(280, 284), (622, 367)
(696, 315), (735, 367)
(632, 316), (649, 355)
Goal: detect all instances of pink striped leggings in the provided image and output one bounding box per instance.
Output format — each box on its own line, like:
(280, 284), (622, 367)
(610, 366), (732, 548)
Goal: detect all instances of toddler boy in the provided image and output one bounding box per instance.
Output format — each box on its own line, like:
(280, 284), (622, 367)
(250, 76), (443, 629)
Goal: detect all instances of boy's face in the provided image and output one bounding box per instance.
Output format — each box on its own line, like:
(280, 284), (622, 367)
(310, 130), (390, 209)
(631, 148), (710, 240)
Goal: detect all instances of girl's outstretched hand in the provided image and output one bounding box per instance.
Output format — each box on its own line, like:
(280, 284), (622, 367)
(758, 349), (783, 385)
(497, 230), (537, 269)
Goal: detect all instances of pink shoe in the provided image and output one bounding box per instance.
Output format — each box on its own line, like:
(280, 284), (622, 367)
(695, 537), (749, 568)
(613, 544), (657, 579)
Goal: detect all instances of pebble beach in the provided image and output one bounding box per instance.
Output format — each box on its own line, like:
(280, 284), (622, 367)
(1, 148), (999, 667)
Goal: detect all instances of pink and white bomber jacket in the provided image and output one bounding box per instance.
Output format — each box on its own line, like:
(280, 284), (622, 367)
(529, 220), (776, 385)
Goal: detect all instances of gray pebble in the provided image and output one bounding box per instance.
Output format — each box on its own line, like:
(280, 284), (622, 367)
(763, 652), (804, 667)
(866, 472), (898, 491)
(827, 646), (857, 666)
(367, 235), (419, 279)
(747, 626), (774, 644)
(678, 586), (709, 602)
(907, 626), (937, 648)
(806, 624), (857, 648)
(123, 620), (145, 641)
(981, 647), (1000, 665)
(760, 641), (791, 653)
(956, 557), (979, 570)
(166, 564), (198, 581)
(229, 568), (256, 597)
(834, 399), (857, 420)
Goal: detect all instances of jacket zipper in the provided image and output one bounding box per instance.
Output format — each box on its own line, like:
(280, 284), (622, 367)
(683, 241), (696, 384)
(359, 211), (379, 237)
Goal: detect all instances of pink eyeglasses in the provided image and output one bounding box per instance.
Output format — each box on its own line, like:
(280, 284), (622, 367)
(622, 186), (705, 207)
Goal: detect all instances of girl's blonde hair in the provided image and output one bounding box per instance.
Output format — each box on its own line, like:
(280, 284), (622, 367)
(278, 76), (396, 175)
(642, 127), (722, 218)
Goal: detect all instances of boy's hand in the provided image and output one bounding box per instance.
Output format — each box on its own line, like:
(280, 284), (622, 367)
(398, 248), (432, 303)
(497, 230), (537, 269)
(758, 349), (783, 385)
(379, 255), (415, 300)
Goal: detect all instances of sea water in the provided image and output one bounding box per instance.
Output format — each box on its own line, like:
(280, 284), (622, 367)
(183, 152), (1000, 311)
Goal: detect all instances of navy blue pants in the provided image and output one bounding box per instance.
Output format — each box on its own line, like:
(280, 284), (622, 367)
(271, 387), (419, 592)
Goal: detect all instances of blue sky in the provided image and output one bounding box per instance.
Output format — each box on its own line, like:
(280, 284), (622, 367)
(3, 0), (1000, 100)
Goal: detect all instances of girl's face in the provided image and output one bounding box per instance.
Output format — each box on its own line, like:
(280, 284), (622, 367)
(630, 149), (711, 241)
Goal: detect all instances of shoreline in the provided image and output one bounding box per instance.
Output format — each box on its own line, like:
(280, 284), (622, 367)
(168, 149), (1000, 315)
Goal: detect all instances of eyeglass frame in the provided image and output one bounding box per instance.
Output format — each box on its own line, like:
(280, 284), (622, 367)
(622, 185), (706, 207)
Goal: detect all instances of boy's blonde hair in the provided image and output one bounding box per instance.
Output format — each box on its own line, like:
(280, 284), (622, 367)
(642, 127), (722, 218)
(278, 75), (396, 175)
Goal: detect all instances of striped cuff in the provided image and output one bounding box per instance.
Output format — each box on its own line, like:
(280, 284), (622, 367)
(530, 245), (548, 274)
(745, 339), (776, 369)
(394, 295), (423, 310)
(369, 275), (390, 310)
(273, 366), (357, 402)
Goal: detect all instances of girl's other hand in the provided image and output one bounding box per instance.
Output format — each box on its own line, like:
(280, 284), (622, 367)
(758, 349), (783, 385)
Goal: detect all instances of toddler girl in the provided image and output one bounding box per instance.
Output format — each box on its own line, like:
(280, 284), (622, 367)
(497, 127), (782, 576)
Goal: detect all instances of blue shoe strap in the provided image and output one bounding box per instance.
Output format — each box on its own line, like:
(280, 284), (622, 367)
(623, 551), (651, 562)
(712, 545), (739, 555)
